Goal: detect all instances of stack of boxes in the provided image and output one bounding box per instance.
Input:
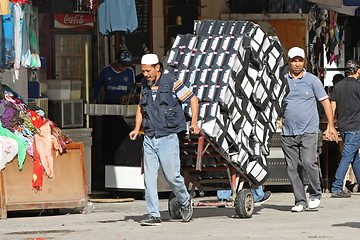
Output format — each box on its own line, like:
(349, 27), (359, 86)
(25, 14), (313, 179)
(166, 20), (289, 186)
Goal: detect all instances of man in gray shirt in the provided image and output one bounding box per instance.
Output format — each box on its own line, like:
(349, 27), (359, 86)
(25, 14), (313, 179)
(281, 47), (337, 212)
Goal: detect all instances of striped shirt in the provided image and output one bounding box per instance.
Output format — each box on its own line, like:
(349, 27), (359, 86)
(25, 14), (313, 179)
(151, 75), (194, 103)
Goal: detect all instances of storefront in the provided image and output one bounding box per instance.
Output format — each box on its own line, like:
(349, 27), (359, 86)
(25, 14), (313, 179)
(1, 0), (359, 205)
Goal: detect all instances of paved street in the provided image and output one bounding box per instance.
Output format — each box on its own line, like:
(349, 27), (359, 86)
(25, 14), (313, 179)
(0, 192), (359, 240)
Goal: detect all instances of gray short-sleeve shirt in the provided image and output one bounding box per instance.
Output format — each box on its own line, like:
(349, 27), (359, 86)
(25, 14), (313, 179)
(282, 69), (328, 136)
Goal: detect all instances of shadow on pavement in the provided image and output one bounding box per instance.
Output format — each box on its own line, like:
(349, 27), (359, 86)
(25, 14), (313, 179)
(254, 204), (290, 212)
(333, 222), (360, 229)
(123, 205), (281, 223)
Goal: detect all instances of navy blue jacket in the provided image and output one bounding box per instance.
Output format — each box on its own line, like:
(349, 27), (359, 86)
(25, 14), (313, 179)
(140, 73), (186, 137)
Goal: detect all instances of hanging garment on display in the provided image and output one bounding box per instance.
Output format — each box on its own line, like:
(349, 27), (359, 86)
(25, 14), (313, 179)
(32, 139), (44, 190)
(10, 0), (29, 4)
(0, 2), (40, 71)
(21, 3), (31, 68)
(0, 17), (2, 66)
(28, 5), (40, 69)
(1, 2), (14, 69)
(13, 3), (22, 81)
(34, 120), (54, 178)
(98, 0), (138, 35)
(0, 0), (10, 15)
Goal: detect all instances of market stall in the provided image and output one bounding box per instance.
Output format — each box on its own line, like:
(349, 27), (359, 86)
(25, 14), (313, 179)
(0, 83), (88, 219)
(0, 142), (87, 219)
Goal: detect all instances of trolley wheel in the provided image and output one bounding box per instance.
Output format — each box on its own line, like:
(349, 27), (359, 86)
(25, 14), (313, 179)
(168, 192), (182, 219)
(235, 189), (254, 218)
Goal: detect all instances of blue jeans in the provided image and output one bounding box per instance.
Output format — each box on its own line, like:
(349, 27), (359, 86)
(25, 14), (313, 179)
(217, 190), (232, 201)
(143, 134), (190, 218)
(331, 130), (360, 192)
(252, 185), (264, 202)
(217, 186), (264, 202)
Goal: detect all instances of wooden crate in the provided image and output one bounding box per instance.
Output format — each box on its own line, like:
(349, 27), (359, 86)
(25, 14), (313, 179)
(0, 143), (87, 219)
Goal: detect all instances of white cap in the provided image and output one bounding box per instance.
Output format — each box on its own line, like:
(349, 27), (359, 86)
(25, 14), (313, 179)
(288, 47), (305, 59)
(141, 54), (159, 65)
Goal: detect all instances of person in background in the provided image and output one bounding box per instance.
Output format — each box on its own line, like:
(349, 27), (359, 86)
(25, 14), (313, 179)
(129, 53), (200, 226)
(328, 73), (344, 98)
(281, 47), (337, 212)
(217, 186), (271, 206)
(328, 59), (360, 198)
(92, 50), (135, 104)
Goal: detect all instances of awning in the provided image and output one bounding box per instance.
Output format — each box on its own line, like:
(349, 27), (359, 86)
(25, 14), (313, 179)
(307, 0), (342, 8)
(309, 0), (360, 16)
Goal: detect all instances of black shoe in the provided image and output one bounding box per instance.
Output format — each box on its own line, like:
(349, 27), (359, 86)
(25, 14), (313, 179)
(331, 190), (351, 198)
(140, 216), (161, 226)
(255, 191), (271, 206)
(181, 198), (193, 222)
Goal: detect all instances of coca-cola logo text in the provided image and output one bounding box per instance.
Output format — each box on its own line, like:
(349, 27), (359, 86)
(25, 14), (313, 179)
(54, 14), (94, 29)
(63, 15), (84, 25)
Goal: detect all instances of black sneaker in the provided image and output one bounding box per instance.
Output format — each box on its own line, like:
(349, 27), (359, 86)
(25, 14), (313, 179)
(181, 198), (193, 222)
(140, 216), (161, 226)
(255, 191), (271, 206)
(331, 190), (351, 198)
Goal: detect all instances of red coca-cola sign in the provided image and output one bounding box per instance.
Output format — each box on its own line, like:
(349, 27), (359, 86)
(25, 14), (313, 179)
(54, 14), (94, 29)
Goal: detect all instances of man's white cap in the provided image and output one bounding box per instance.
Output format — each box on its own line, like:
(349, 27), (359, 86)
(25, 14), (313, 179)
(288, 47), (305, 59)
(141, 54), (159, 64)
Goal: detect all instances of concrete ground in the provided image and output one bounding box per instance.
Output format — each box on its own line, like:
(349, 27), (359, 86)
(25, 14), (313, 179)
(0, 192), (359, 240)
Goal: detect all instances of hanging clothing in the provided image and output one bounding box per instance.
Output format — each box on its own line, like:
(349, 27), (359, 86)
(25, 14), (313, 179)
(0, 17), (2, 67)
(98, 0), (138, 35)
(34, 121), (54, 178)
(0, 135), (18, 170)
(32, 139), (44, 190)
(28, 5), (40, 69)
(1, 2), (14, 69)
(0, 0), (10, 15)
(13, 3), (23, 81)
(10, 0), (29, 4)
(21, 3), (31, 68)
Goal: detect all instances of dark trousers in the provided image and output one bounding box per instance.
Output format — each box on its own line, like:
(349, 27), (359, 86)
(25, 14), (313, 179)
(281, 133), (322, 207)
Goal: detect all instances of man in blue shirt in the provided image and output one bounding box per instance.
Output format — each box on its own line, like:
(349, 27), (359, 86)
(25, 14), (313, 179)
(92, 50), (135, 104)
(281, 47), (337, 212)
